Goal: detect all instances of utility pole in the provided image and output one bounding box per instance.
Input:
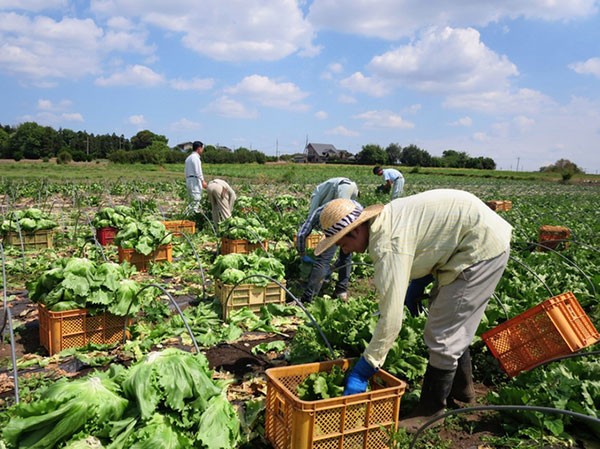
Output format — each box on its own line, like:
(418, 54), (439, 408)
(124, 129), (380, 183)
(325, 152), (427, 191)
(516, 157), (520, 172)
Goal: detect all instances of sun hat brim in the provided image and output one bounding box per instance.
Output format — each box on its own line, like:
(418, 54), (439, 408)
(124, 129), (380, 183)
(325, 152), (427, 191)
(314, 204), (384, 256)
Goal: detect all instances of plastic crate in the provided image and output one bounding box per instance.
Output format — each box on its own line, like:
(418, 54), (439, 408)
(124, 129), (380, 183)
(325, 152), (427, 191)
(216, 279), (286, 320)
(38, 304), (130, 355)
(220, 237), (268, 255)
(538, 225), (571, 251)
(118, 244), (172, 272)
(3, 230), (54, 249)
(486, 200), (512, 212)
(293, 233), (323, 250)
(265, 358), (407, 449)
(162, 220), (195, 237)
(482, 292), (599, 377)
(96, 227), (117, 246)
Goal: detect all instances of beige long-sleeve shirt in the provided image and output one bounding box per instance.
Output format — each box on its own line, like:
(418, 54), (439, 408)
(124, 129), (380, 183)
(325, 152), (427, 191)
(363, 189), (512, 368)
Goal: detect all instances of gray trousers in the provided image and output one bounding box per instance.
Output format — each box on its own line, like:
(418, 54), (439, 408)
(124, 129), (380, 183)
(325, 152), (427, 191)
(424, 249), (510, 370)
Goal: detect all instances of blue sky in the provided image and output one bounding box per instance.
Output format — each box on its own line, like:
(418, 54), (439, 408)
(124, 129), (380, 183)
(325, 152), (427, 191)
(1, 0), (600, 173)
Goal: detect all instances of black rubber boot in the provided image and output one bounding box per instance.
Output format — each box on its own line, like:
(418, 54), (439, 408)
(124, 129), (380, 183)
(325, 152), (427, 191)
(449, 348), (476, 404)
(398, 364), (455, 433)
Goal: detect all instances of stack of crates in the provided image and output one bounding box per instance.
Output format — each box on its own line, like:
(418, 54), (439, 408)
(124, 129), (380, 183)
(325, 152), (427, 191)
(482, 292), (599, 377)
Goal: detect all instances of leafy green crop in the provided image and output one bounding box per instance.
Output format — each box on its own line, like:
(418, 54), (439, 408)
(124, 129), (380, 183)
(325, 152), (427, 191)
(114, 218), (172, 255)
(210, 253), (285, 286)
(1, 208), (57, 233)
(297, 365), (346, 401)
(218, 216), (269, 243)
(26, 257), (145, 316)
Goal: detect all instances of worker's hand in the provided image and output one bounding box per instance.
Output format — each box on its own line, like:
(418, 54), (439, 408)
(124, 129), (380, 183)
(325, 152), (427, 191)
(202, 180), (208, 189)
(343, 357), (377, 396)
(301, 255), (315, 264)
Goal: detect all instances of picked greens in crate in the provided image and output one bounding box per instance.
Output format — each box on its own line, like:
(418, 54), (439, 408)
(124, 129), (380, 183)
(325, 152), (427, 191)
(219, 216), (270, 243)
(26, 257), (148, 316)
(114, 217), (172, 256)
(210, 252), (285, 286)
(1, 207), (58, 233)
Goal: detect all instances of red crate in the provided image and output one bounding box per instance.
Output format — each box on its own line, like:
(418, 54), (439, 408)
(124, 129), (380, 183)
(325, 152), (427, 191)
(220, 237), (268, 255)
(265, 359), (407, 449)
(96, 227), (117, 246)
(118, 244), (172, 272)
(482, 292), (599, 377)
(38, 304), (130, 355)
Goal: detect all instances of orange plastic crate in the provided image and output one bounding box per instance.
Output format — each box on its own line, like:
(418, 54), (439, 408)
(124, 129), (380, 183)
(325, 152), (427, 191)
(96, 227), (117, 246)
(482, 292), (599, 377)
(538, 225), (571, 251)
(485, 200), (512, 212)
(161, 220), (195, 237)
(216, 279), (286, 320)
(118, 244), (172, 271)
(3, 230), (54, 249)
(220, 237), (268, 255)
(293, 233), (323, 250)
(265, 359), (407, 449)
(38, 304), (130, 355)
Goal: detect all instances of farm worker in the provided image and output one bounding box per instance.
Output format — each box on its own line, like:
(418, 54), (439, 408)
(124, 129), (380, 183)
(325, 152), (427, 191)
(314, 189), (512, 432)
(184, 141), (207, 213)
(373, 166), (404, 199)
(206, 179), (237, 227)
(296, 177), (359, 302)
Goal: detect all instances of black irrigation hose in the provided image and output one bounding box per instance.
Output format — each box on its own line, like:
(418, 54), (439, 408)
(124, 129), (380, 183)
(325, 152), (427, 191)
(122, 283), (200, 354)
(176, 231), (208, 301)
(516, 240), (597, 297)
(409, 404), (600, 449)
(0, 243), (20, 403)
(222, 273), (336, 359)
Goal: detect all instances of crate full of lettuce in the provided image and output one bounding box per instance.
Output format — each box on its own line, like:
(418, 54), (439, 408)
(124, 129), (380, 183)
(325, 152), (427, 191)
(219, 216), (270, 254)
(26, 257), (148, 355)
(114, 217), (173, 271)
(1, 207), (58, 249)
(210, 252), (286, 319)
(91, 205), (139, 246)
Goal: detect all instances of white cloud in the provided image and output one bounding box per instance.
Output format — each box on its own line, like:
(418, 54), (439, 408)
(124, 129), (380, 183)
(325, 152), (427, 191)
(368, 27), (518, 94)
(0, 12), (104, 80)
(315, 110), (328, 119)
(308, 0), (598, 40)
(321, 62), (344, 79)
(339, 72), (390, 97)
(128, 114), (146, 125)
(569, 57), (600, 79)
(62, 112), (84, 121)
(37, 98), (73, 111)
(326, 125), (359, 137)
(224, 75), (309, 111)
(450, 116), (473, 127)
(338, 94), (357, 104)
(170, 77), (215, 91)
(95, 64), (164, 86)
(444, 88), (555, 115)
(91, 0), (317, 62)
(207, 96), (258, 119)
(353, 110), (415, 129)
(0, 0), (67, 11)
(170, 118), (202, 131)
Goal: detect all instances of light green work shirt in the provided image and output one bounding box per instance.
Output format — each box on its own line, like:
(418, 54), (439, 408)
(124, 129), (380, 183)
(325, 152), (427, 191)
(364, 189), (512, 368)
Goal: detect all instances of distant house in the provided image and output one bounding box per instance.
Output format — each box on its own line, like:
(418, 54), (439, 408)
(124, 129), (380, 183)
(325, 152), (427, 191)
(176, 142), (193, 152)
(304, 143), (352, 163)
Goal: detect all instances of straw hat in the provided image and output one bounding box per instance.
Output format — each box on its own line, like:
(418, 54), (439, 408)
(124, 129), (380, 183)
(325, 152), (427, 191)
(315, 198), (384, 256)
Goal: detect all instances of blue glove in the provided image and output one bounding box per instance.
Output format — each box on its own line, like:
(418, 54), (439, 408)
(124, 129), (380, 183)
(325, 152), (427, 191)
(343, 357), (378, 396)
(301, 255), (315, 264)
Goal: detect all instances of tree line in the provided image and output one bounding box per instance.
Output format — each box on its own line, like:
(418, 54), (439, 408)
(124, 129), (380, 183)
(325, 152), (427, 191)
(0, 121), (504, 170)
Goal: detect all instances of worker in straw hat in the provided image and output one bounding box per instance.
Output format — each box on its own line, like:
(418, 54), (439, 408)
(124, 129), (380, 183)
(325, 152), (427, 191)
(314, 189), (512, 432)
